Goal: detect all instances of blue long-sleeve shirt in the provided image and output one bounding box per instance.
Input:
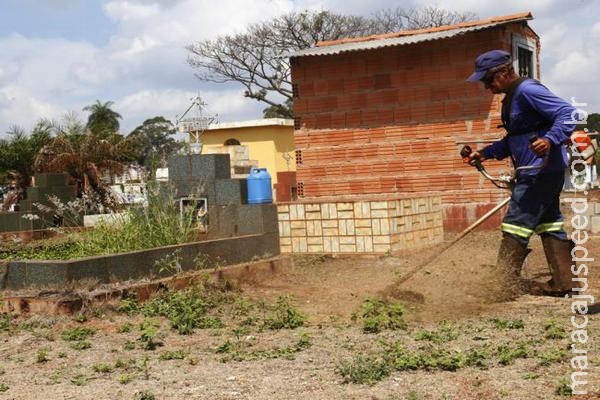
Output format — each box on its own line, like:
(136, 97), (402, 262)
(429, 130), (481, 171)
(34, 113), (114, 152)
(481, 79), (576, 176)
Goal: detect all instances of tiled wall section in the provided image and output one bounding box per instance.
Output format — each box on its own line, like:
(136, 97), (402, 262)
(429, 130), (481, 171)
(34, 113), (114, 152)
(277, 195), (443, 254)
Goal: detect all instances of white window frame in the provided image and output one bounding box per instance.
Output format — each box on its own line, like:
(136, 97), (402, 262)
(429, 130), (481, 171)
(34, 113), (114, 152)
(512, 35), (538, 79)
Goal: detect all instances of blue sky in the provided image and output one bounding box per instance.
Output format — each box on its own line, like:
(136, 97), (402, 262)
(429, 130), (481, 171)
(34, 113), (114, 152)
(0, 0), (598, 137)
(0, 1), (111, 43)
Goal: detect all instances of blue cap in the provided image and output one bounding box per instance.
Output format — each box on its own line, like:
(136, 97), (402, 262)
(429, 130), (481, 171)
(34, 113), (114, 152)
(467, 50), (511, 82)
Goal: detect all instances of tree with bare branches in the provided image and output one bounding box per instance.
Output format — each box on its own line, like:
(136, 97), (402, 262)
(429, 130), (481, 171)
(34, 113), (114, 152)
(186, 8), (476, 118)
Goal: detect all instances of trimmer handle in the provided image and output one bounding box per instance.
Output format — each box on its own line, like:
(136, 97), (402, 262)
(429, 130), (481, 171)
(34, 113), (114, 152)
(459, 145), (484, 172)
(459, 144), (472, 159)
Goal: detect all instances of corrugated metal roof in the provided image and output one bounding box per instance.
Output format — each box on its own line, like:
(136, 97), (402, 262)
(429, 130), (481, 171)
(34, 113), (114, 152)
(290, 12), (533, 58)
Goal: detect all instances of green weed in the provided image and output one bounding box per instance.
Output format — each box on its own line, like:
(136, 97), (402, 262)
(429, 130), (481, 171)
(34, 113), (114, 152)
(414, 323), (458, 344)
(358, 297), (406, 333)
(6, 183), (198, 260)
(124, 340), (136, 350)
(465, 346), (490, 370)
(263, 295), (306, 330)
(92, 363), (114, 373)
(159, 350), (186, 361)
(118, 322), (133, 333)
(543, 320), (567, 339)
(114, 358), (137, 371)
(134, 391), (156, 400)
(193, 253), (223, 270)
(522, 372), (540, 380)
(217, 333), (311, 362)
(537, 348), (567, 366)
(73, 312), (87, 323)
(60, 326), (95, 341)
(490, 318), (525, 330)
(154, 249), (183, 276)
(70, 374), (88, 386)
(0, 382), (8, 392)
(138, 318), (163, 350)
(118, 296), (141, 316)
(0, 314), (12, 331)
(496, 342), (530, 365)
(336, 354), (391, 385)
(143, 287), (226, 334)
(70, 340), (91, 350)
(554, 377), (573, 396)
(36, 348), (50, 363)
(406, 392), (424, 400)
(336, 339), (495, 385)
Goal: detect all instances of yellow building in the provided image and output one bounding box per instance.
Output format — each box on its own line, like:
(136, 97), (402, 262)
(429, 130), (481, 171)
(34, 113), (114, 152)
(196, 118), (296, 200)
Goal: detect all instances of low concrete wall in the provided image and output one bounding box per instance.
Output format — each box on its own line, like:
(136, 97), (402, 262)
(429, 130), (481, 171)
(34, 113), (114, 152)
(277, 194), (443, 254)
(2, 232), (279, 290)
(562, 197), (600, 234)
(1, 256), (293, 315)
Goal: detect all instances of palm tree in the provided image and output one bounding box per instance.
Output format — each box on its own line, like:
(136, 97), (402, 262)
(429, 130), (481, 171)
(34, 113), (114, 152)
(0, 123), (52, 189)
(83, 100), (123, 139)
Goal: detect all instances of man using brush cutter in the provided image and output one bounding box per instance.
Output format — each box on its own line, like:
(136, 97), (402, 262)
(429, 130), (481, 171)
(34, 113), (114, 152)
(464, 49), (582, 298)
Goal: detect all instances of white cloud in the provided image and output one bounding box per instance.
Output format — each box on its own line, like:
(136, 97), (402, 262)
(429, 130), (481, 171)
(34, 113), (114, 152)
(548, 52), (596, 85)
(1, 0), (599, 139)
(103, 1), (161, 22)
(117, 87), (263, 134)
(0, 86), (61, 131)
(0, 34), (103, 94)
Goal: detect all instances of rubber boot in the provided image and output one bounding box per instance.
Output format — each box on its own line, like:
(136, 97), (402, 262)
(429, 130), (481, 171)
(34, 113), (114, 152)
(494, 234), (531, 300)
(540, 236), (584, 296)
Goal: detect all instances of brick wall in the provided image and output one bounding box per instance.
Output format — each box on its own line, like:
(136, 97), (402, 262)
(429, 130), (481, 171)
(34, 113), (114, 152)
(277, 194), (443, 254)
(291, 24), (538, 230)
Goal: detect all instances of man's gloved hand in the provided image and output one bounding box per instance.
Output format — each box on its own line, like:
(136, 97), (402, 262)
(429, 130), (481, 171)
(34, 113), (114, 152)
(530, 137), (551, 157)
(465, 150), (485, 166)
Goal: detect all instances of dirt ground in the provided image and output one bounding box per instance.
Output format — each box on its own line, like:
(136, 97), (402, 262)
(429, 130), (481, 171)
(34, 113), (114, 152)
(0, 200), (599, 399)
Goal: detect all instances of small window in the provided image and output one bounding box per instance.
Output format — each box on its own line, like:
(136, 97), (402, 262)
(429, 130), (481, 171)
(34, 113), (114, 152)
(517, 47), (533, 78)
(224, 138), (240, 146)
(512, 35), (538, 79)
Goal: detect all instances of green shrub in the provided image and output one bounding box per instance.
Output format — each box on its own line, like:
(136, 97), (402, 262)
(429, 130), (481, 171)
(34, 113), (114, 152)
(543, 320), (567, 340)
(359, 297), (406, 334)
(138, 318), (163, 350)
(134, 391), (156, 400)
(143, 287), (225, 334)
(92, 363), (114, 373)
(490, 318), (525, 330)
(336, 355), (391, 385)
(60, 327), (95, 342)
(118, 296), (141, 316)
(263, 296), (306, 330)
(414, 324), (458, 344)
(496, 342), (530, 365)
(0, 314), (12, 331)
(537, 348), (567, 366)
(555, 377), (573, 396)
(159, 350), (186, 360)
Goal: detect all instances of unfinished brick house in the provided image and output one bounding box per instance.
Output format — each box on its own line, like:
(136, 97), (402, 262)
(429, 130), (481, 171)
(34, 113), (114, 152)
(288, 11), (540, 236)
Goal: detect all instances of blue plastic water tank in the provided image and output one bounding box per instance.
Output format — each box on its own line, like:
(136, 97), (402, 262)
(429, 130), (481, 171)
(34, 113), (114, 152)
(247, 168), (273, 204)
